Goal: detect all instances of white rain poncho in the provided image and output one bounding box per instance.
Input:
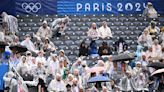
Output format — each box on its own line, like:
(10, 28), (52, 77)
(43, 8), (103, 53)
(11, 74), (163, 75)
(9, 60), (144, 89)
(1, 12), (18, 34)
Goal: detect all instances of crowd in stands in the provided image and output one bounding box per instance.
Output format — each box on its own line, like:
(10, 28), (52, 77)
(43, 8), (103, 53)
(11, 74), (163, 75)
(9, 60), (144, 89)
(0, 2), (163, 92)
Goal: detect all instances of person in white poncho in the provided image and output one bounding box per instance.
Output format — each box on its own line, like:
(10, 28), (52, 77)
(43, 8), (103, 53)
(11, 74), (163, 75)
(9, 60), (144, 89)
(98, 21), (113, 39)
(48, 73), (66, 92)
(1, 12), (18, 34)
(51, 16), (70, 37)
(143, 2), (158, 19)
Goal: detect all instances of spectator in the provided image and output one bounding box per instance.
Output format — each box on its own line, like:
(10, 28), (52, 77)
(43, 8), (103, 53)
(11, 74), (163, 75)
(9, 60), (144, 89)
(48, 73), (66, 92)
(133, 62), (142, 76)
(146, 21), (160, 39)
(51, 16), (70, 37)
(48, 54), (59, 77)
(1, 12), (18, 34)
(87, 22), (99, 40)
(138, 29), (153, 48)
(105, 55), (114, 77)
(98, 41), (112, 56)
(34, 37), (43, 51)
(88, 40), (99, 57)
(79, 41), (88, 57)
(159, 26), (164, 47)
(42, 38), (56, 53)
(98, 21), (112, 39)
(0, 29), (5, 41)
(36, 20), (52, 39)
(58, 50), (70, 66)
(143, 2), (158, 19)
(21, 34), (37, 53)
(36, 50), (46, 65)
(114, 37), (128, 53)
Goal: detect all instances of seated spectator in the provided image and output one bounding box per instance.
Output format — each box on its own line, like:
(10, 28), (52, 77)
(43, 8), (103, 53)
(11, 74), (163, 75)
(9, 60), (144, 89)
(98, 21), (112, 39)
(36, 20), (52, 39)
(0, 29), (5, 41)
(47, 54), (59, 76)
(88, 40), (99, 57)
(98, 41), (112, 56)
(21, 34), (37, 53)
(159, 26), (164, 47)
(58, 50), (70, 66)
(138, 29), (153, 48)
(146, 21), (160, 39)
(151, 39), (162, 61)
(16, 56), (29, 76)
(34, 37), (43, 51)
(42, 38), (56, 53)
(79, 41), (88, 57)
(114, 37), (128, 53)
(87, 22), (99, 40)
(1, 12), (18, 34)
(143, 2), (158, 19)
(48, 73), (66, 91)
(51, 16), (70, 37)
(36, 50), (46, 65)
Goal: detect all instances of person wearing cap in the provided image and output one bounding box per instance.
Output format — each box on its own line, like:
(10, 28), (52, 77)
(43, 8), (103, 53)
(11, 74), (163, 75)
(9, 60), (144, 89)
(47, 73), (66, 92)
(143, 2), (158, 18)
(138, 29), (153, 48)
(36, 20), (52, 39)
(145, 21), (160, 39)
(20, 34), (37, 53)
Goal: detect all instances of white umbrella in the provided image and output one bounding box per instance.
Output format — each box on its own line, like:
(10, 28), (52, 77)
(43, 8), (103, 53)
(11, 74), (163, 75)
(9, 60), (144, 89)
(151, 68), (164, 76)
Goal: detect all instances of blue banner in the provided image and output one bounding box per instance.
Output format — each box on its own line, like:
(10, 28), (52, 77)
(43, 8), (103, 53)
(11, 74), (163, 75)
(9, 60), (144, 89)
(57, 0), (164, 15)
(0, 0), (16, 15)
(0, 64), (9, 90)
(0, 0), (164, 15)
(15, 0), (57, 15)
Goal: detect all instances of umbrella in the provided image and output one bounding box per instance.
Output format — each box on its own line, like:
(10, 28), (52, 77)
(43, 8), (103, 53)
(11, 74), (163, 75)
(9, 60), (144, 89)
(151, 68), (164, 76)
(0, 41), (8, 48)
(87, 75), (110, 83)
(112, 53), (135, 62)
(87, 67), (106, 74)
(147, 62), (164, 69)
(9, 45), (28, 53)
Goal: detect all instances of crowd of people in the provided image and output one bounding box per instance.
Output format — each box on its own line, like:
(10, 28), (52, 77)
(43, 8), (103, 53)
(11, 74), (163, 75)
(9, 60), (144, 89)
(0, 2), (163, 92)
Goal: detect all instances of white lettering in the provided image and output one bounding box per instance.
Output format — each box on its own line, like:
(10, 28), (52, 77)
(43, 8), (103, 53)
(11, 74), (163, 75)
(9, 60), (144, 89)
(93, 3), (99, 11)
(85, 3), (90, 11)
(125, 3), (133, 11)
(107, 3), (112, 11)
(76, 3), (82, 11)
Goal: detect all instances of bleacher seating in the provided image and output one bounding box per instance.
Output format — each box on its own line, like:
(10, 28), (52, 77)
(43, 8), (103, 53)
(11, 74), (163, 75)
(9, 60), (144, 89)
(17, 14), (164, 63)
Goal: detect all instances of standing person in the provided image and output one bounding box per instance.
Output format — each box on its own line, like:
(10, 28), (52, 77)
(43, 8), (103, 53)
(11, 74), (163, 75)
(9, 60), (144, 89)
(105, 55), (114, 77)
(1, 12), (18, 34)
(36, 20), (52, 39)
(98, 21), (112, 39)
(51, 16), (70, 37)
(87, 22), (99, 40)
(79, 41), (88, 57)
(143, 2), (158, 19)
